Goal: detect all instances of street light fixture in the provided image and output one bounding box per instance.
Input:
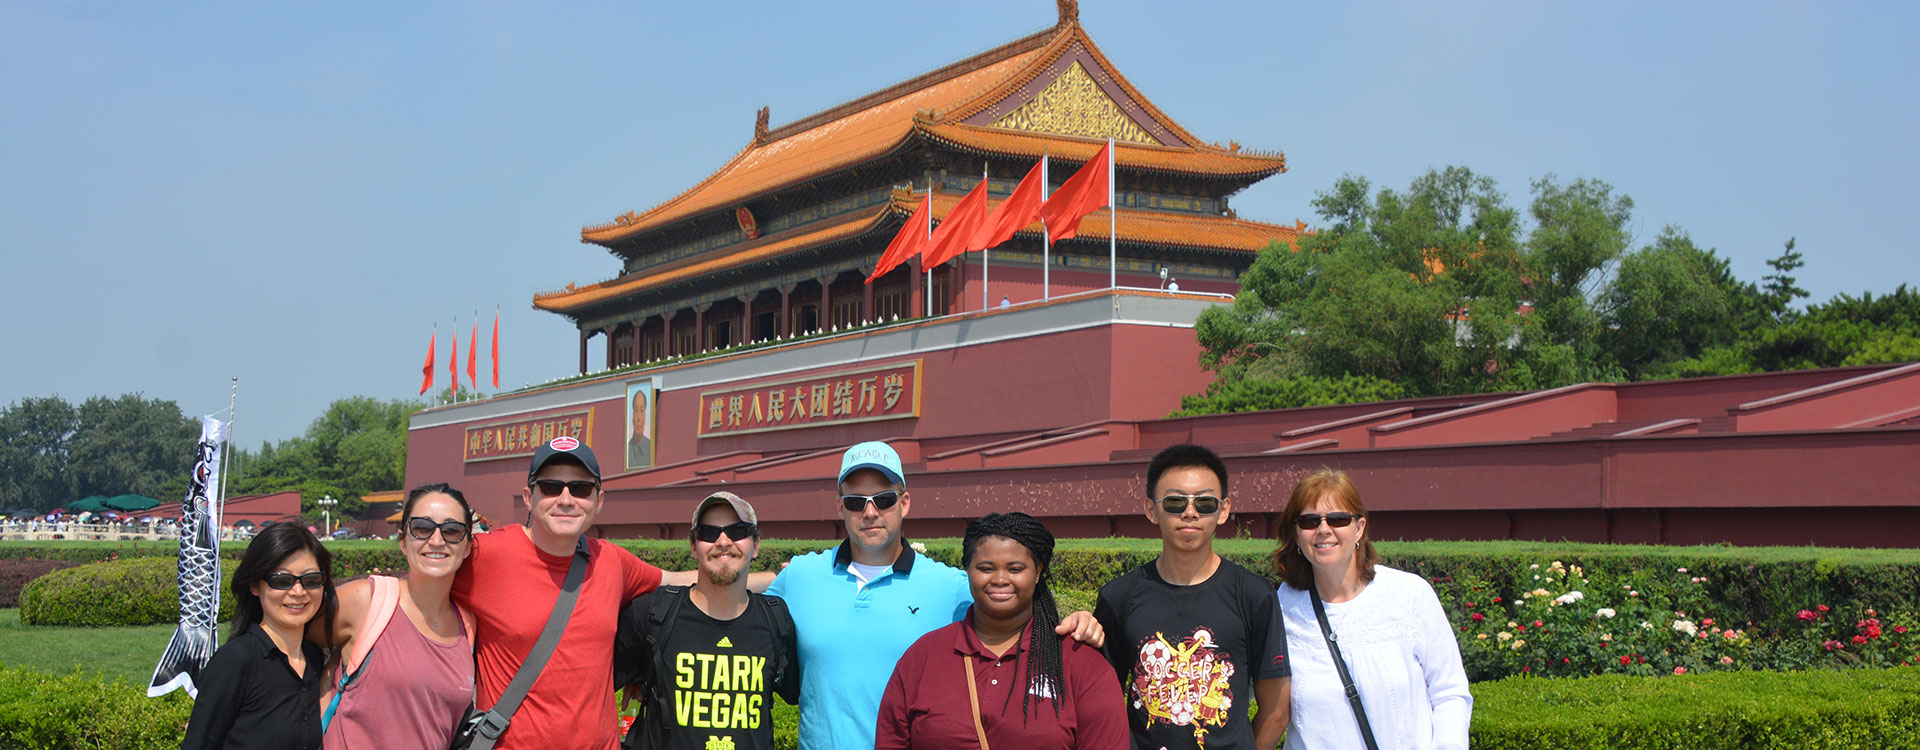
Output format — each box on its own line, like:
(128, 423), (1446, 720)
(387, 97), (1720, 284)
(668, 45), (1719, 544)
(317, 495), (338, 538)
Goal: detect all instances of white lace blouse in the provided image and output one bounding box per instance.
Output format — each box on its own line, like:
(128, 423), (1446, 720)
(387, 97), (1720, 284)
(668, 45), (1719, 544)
(1276, 566), (1472, 750)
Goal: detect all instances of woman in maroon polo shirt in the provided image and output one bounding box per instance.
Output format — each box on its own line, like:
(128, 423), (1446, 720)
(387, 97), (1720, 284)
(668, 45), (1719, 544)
(876, 513), (1126, 749)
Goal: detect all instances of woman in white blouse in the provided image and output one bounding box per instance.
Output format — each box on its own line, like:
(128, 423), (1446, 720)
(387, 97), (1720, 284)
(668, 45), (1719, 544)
(1271, 469), (1471, 750)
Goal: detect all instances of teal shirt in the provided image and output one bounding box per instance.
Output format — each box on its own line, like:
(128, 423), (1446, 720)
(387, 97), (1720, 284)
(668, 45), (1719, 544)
(766, 541), (970, 750)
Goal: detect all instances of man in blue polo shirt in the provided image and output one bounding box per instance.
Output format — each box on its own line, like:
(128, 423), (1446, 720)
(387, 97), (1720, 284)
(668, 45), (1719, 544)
(767, 441), (1105, 749)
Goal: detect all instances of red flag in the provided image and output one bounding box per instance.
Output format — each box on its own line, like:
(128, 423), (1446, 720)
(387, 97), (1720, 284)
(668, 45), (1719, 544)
(867, 194), (931, 283)
(420, 330), (436, 395)
(971, 159), (1046, 252)
(1039, 140), (1112, 243)
(449, 322), (459, 398)
(490, 311), (500, 388)
(923, 177), (991, 268)
(467, 319), (478, 391)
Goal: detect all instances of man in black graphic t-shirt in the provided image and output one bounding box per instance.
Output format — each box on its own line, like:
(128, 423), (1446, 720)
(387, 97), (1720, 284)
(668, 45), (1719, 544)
(617, 492), (798, 750)
(1094, 444), (1290, 749)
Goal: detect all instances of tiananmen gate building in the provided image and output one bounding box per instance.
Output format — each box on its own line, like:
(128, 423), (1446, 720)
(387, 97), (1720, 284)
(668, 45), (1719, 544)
(405, 4), (1920, 547)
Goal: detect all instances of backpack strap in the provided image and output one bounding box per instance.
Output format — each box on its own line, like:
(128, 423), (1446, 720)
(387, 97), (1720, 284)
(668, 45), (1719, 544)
(628, 586), (687, 750)
(756, 593), (798, 700)
(323, 575), (401, 731)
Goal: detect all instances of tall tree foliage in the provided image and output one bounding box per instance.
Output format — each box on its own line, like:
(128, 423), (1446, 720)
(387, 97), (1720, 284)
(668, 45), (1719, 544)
(225, 395), (419, 521)
(0, 395), (193, 512)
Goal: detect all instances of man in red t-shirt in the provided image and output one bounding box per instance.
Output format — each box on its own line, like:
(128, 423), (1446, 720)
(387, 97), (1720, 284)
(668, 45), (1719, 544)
(452, 436), (697, 749)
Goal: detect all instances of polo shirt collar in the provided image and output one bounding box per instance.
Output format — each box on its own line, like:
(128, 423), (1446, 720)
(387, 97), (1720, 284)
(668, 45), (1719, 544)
(954, 611), (1035, 659)
(832, 538), (917, 575)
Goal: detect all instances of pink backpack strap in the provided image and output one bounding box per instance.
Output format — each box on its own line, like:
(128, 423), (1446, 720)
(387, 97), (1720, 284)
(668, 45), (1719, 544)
(344, 575), (402, 677)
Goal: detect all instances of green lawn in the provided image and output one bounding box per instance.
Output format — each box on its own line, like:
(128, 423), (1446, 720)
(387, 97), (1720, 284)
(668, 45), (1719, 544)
(0, 608), (177, 686)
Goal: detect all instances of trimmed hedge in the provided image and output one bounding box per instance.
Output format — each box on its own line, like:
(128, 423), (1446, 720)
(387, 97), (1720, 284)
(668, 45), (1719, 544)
(0, 559), (79, 608)
(1470, 667), (1920, 748)
(0, 667), (192, 750)
(20, 557), (237, 627)
(0, 663), (1913, 749)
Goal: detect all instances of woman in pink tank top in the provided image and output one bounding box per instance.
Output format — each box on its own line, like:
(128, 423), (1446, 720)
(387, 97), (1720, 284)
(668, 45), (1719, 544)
(315, 484), (477, 748)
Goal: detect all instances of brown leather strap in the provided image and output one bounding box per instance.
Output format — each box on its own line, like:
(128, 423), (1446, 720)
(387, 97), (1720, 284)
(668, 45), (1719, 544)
(963, 654), (990, 750)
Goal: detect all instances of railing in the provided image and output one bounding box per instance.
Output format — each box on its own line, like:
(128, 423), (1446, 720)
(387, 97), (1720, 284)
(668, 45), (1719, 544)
(0, 522), (255, 543)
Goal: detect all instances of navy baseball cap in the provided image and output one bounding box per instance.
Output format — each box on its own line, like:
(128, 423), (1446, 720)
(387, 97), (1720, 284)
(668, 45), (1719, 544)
(527, 435), (601, 484)
(838, 441), (904, 487)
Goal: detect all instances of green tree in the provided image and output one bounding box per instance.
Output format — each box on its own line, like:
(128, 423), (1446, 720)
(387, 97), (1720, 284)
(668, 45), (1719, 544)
(1601, 227), (1763, 378)
(226, 395), (420, 523)
(1518, 175), (1634, 381)
(64, 395), (197, 501)
(0, 397), (78, 512)
(1761, 237), (1809, 320)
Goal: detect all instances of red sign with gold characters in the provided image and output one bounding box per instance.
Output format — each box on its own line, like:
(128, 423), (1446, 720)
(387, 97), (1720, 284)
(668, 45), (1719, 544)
(697, 360), (921, 437)
(464, 409), (594, 463)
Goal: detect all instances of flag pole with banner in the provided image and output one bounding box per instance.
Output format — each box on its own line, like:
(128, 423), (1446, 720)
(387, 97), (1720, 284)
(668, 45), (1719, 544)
(148, 415), (230, 698)
(1042, 155), (1050, 299)
(1108, 137), (1116, 289)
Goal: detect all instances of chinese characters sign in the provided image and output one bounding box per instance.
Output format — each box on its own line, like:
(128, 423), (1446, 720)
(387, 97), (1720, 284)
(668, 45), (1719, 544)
(697, 361), (921, 437)
(464, 409), (594, 463)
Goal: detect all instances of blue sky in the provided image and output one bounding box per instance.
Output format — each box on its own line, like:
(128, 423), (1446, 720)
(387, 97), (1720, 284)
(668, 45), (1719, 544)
(3, 1), (1915, 447)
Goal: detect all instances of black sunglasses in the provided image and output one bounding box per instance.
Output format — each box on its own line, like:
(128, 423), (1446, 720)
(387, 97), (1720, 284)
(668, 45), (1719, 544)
(841, 490), (902, 513)
(407, 516), (470, 544)
(1159, 493), (1221, 516)
(1295, 512), (1361, 530)
(694, 521), (757, 544)
(533, 479), (598, 498)
(264, 572), (326, 591)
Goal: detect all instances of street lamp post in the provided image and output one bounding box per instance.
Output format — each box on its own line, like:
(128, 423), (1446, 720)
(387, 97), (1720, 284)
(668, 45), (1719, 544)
(317, 495), (338, 538)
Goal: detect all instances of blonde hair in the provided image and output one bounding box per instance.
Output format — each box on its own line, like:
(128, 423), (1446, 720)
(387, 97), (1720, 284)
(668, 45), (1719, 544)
(1271, 467), (1378, 590)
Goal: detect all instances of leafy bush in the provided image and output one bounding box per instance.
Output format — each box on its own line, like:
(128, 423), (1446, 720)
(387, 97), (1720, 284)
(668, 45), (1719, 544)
(19, 557), (236, 627)
(0, 559), (78, 608)
(1170, 374), (1406, 417)
(1471, 667), (1920, 749)
(0, 667), (193, 750)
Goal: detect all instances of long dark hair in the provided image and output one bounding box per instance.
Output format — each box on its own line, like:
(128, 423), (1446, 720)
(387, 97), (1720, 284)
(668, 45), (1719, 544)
(962, 512), (1062, 720)
(230, 523), (337, 655)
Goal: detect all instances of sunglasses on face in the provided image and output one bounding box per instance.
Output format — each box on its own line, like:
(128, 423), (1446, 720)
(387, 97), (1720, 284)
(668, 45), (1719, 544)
(407, 516), (470, 544)
(1295, 512), (1361, 530)
(1159, 493), (1221, 516)
(264, 572), (326, 591)
(533, 479), (598, 499)
(694, 521), (757, 544)
(841, 490), (901, 513)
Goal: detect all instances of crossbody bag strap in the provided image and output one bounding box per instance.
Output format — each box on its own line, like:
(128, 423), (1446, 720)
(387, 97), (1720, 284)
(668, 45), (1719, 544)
(1309, 579), (1380, 750)
(471, 536), (591, 750)
(963, 654), (990, 750)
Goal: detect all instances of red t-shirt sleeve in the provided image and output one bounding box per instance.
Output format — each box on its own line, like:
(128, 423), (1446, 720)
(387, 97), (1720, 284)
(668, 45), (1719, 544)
(605, 541), (662, 603)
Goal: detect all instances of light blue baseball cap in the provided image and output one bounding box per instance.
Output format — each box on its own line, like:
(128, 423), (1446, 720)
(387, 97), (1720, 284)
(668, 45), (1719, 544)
(838, 441), (905, 487)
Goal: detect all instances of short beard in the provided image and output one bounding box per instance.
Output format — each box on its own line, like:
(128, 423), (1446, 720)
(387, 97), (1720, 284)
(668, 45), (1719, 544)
(704, 566), (740, 587)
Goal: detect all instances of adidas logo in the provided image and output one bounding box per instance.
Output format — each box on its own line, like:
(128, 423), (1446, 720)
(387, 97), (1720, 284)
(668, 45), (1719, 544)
(716, 636), (734, 648)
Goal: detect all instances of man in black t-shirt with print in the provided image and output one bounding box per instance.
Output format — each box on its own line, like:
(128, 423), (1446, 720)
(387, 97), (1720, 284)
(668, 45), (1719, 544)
(1094, 444), (1291, 749)
(616, 492), (798, 750)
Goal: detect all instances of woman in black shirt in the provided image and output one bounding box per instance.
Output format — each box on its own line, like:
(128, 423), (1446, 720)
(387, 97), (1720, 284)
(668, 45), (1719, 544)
(182, 523), (338, 750)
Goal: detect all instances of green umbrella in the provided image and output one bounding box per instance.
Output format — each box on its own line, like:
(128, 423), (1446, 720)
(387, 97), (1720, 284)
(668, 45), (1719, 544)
(105, 494), (160, 511)
(67, 496), (111, 512)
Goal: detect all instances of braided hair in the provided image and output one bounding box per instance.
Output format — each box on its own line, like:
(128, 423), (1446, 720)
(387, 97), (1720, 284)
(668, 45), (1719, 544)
(962, 512), (1062, 721)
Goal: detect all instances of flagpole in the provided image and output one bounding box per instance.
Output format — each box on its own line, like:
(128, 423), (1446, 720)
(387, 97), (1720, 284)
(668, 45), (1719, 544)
(981, 164), (990, 312)
(1042, 154), (1050, 300)
(924, 185), (933, 318)
(215, 377), (236, 531)
(1108, 137), (1117, 290)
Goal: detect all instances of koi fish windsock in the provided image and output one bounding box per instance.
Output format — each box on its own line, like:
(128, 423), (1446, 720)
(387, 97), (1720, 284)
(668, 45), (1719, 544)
(147, 416), (229, 698)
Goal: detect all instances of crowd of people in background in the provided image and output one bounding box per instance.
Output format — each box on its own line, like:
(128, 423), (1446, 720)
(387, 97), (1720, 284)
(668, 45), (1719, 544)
(180, 437), (1471, 750)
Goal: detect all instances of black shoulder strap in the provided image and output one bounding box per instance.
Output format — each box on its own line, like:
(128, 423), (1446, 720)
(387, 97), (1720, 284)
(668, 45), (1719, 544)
(1308, 579), (1380, 750)
(755, 593), (797, 696)
(642, 586), (688, 694)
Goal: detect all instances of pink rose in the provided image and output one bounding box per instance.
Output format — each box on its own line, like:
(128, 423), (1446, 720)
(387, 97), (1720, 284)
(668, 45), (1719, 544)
(1674, 667), (1687, 674)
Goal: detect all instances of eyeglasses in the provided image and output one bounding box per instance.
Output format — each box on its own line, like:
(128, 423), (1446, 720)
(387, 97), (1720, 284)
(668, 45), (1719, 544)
(1295, 512), (1361, 530)
(264, 572), (326, 591)
(840, 490), (902, 513)
(533, 480), (598, 498)
(407, 516), (470, 544)
(694, 521), (756, 543)
(1159, 493), (1221, 516)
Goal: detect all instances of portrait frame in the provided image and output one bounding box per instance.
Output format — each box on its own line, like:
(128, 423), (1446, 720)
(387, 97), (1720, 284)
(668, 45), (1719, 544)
(624, 376), (659, 472)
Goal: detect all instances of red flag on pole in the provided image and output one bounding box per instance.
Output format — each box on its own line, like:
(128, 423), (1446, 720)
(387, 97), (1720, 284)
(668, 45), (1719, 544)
(867, 193), (931, 283)
(923, 177), (992, 268)
(449, 319), (459, 399)
(467, 317), (478, 392)
(420, 329), (436, 395)
(1039, 140), (1112, 243)
(490, 309), (500, 389)
(972, 159), (1047, 252)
